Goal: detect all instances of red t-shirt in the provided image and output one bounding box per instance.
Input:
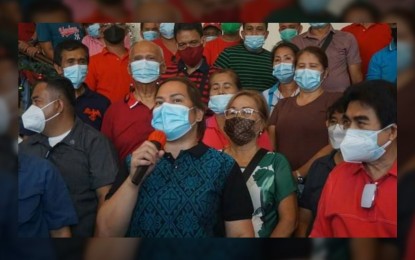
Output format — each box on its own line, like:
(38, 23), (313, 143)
(85, 47), (132, 103)
(202, 115), (273, 151)
(203, 37), (242, 66)
(101, 92), (154, 162)
(310, 161), (397, 238)
(153, 38), (179, 67)
(341, 23), (391, 76)
(18, 23), (35, 41)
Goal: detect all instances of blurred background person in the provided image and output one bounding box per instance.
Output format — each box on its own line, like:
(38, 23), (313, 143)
(278, 23), (303, 42)
(215, 23), (275, 92)
(203, 22), (242, 66)
(85, 23), (132, 103)
(291, 23), (363, 92)
(81, 0), (132, 23)
(296, 97), (346, 237)
(133, 1), (182, 22)
(153, 23), (180, 67)
(223, 90), (297, 237)
(269, 46), (341, 193)
(140, 23), (160, 41)
(262, 41), (300, 114)
(341, 2), (391, 77)
(202, 23), (222, 42)
(203, 69), (272, 151)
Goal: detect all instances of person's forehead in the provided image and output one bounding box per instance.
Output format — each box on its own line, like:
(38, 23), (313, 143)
(131, 43), (160, 56)
(211, 73), (233, 83)
(61, 48), (87, 59)
(231, 95), (257, 108)
(279, 23), (299, 27)
(32, 82), (49, 98)
(158, 81), (188, 96)
(298, 52), (319, 62)
(275, 47), (294, 56)
(176, 30), (201, 41)
(346, 101), (378, 119)
(245, 23), (266, 28)
(143, 23), (159, 29)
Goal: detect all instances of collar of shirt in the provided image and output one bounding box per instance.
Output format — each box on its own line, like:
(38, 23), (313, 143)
(164, 142), (209, 161)
(102, 47), (129, 60)
(178, 56), (209, 75)
(354, 23), (378, 30)
(353, 160), (398, 178)
(124, 92), (141, 109)
(28, 117), (83, 148)
(77, 83), (93, 99)
(303, 24), (336, 40)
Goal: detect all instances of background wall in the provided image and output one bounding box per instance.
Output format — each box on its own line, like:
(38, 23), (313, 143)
(128, 23), (352, 51)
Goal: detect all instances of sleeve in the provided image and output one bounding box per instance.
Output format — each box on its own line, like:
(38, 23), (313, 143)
(222, 163), (254, 221)
(105, 159), (130, 200)
(88, 133), (119, 190)
(85, 56), (97, 91)
(43, 161), (78, 230)
(274, 153), (296, 202)
(345, 32), (362, 65)
(213, 49), (230, 69)
(309, 169), (335, 237)
(269, 98), (282, 126)
(36, 23), (52, 42)
(366, 52), (382, 80)
(100, 104), (114, 141)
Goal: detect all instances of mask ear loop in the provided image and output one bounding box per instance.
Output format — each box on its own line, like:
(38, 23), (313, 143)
(377, 124), (396, 149)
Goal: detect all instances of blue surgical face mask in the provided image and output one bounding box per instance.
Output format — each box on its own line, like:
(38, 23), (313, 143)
(294, 68), (322, 92)
(151, 103), (196, 141)
(309, 23), (329, 29)
(300, 0), (329, 14)
(205, 36), (218, 42)
(244, 35), (265, 51)
(63, 64), (88, 89)
(340, 125), (394, 163)
(159, 23), (175, 39)
(142, 31), (159, 41)
(272, 63), (295, 83)
(397, 41), (413, 72)
(280, 28), (298, 42)
(87, 23), (100, 38)
(130, 59), (160, 84)
(208, 94), (234, 114)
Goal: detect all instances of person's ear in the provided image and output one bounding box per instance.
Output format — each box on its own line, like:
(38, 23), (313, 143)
(388, 124), (398, 141)
(127, 62), (132, 76)
(160, 61), (166, 74)
(54, 64), (63, 75)
(201, 37), (206, 47)
(322, 69), (329, 79)
(264, 30), (269, 40)
(195, 107), (204, 122)
(241, 29), (246, 39)
(325, 120), (329, 128)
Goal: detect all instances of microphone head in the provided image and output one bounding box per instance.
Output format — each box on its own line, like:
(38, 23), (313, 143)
(148, 130), (167, 149)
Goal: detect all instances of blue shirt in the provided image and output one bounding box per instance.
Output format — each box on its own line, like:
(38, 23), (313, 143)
(18, 153), (78, 237)
(76, 84), (111, 131)
(36, 23), (84, 48)
(111, 143), (253, 238)
(367, 41), (397, 83)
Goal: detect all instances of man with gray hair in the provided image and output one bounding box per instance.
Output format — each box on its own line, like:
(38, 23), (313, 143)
(101, 40), (166, 162)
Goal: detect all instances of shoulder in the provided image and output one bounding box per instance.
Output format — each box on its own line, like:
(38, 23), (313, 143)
(340, 24), (355, 32)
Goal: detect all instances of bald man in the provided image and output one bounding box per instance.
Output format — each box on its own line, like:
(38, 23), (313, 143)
(101, 41), (166, 162)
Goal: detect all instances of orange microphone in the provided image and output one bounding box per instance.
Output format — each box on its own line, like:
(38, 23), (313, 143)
(131, 130), (167, 185)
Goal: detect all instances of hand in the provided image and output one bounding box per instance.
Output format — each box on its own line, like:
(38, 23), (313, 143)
(129, 141), (165, 184)
(18, 40), (29, 52)
(26, 46), (41, 57)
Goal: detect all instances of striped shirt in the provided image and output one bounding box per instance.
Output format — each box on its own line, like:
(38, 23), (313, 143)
(160, 57), (217, 104)
(214, 43), (276, 92)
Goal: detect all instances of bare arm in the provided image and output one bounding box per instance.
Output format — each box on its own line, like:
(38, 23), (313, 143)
(50, 226), (71, 238)
(295, 145), (332, 178)
(270, 193), (297, 237)
(348, 63), (363, 84)
(96, 185), (111, 210)
(225, 219), (255, 238)
(268, 125), (276, 151)
(295, 207), (313, 237)
(84, 238), (140, 260)
(95, 141), (164, 237)
(350, 238), (379, 260)
(39, 41), (54, 60)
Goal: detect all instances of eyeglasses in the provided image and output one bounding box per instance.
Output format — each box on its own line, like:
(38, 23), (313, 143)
(224, 108), (258, 119)
(177, 40), (201, 50)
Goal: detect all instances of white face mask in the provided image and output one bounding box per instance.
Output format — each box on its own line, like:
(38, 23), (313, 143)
(328, 124), (346, 149)
(21, 100), (61, 133)
(340, 124), (394, 163)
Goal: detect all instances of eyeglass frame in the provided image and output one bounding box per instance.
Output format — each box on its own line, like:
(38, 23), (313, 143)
(224, 107), (260, 119)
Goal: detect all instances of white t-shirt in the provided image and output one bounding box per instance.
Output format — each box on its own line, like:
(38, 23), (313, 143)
(48, 130), (71, 147)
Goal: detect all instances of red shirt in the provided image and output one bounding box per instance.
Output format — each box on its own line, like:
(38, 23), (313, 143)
(80, 10), (132, 23)
(202, 116), (273, 151)
(341, 23), (391, 76)
(203, 37), (241, 66)
(153, 38), (179, 67)
(18, 23), (35, 41)
(85, 47), (132, 103)
(310, 161), (397, 238)
(101, 92), (154, 162)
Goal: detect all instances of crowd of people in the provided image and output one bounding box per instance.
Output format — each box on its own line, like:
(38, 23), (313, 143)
(16, 20), (404, 241)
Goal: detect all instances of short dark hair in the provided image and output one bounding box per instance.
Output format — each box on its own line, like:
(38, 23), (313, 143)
(27, 0), (73, 22)
(340, 2), (380, 22)
(326, 96), (347, 120)
(271, 41), (300, 63)
(53, 40), (89, 66)
(209, 69), (242, 90)
(342, 80), (397, 128)
(173, 23), (203, 40)
(242, 23), (268, 30)
(158, 77), (206, 140)
(295, 46), (329, 69)
(35, 77), (76, 109)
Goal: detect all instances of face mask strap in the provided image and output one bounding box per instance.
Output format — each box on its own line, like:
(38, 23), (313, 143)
(41, 99), (61, 122)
